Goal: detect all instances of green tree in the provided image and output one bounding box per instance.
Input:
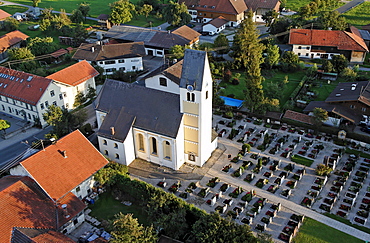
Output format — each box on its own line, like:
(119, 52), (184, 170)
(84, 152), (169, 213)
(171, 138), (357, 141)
(306, 63), (318, 77)
(264, 43), (280, 69)
(322, 60), (333, 72)
(71, 9), (84, 23)
(39, 18), (51, 31)
(109, 0), (135, 25)
(332, 54), (348, 73)
(78, 2), (90, 20)
(316, 164), (333, 176)
(8, 47), (35, 61)
(28, 37), (58, 56)
(42, 105), (63, 127)
(86, 86), (96, 100)
(341, 67), (357, 81)
(32, 0), (41, 7)
(312, 107), (328, 128)
(169, 45), (186, 59)
(52, 9), (71, 29)
(213, 34), (229, 54)
(3, 17), (19, 31)
(94, 161), (128, 185)
(74, 91), (87, 108)
(281, 51), (299, 64)
(162, 1), (191, 27)
(318, 11), (347, 30)
(110, 213), (157, 243)
(262, 10), (278, 27)
(42, 7), (53, 19)
(141, 4), (153, 19)
(0, 119), (11, 133)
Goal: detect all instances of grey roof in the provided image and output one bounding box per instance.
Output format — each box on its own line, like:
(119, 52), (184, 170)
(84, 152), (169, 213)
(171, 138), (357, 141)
(359, 29), (370, 41)
(325, 81), (369, 103)
(104, 25), (196, 50)
(96, 79), (183, 138)
(179, 49), (207, 91)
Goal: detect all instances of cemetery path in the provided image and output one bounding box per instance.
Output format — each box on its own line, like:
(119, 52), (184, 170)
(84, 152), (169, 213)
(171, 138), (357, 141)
(206, 164), (370, 242)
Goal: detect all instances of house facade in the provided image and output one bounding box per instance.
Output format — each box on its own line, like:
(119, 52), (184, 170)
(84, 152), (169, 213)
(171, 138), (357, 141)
(289, 28), (369, 63)
(72, 42), (146, 75)
(202, 16), (228, 35)
(245, 0), (280, 23)
(95, 50), (218, 170)
(0, 30), (29, 63)
(47, 60), (99, 109)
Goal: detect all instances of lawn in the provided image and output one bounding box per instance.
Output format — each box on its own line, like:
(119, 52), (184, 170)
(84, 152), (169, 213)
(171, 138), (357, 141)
(294, 217), (363, 243)
(285, 0), (311, 11)
(323, 212), (370, 235)
(0, 5), (28, 15)
(342, 2), (370, 27)
(290, 154), (314, 167)
(89, 191), (150, 226)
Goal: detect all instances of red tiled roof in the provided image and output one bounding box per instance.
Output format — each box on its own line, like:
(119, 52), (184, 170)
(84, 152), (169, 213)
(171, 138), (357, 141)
(19, 130), (108, 200)
(283, 110), (314, 125)
(245, 0), (280, 11)
(57, 192), (86, 226)
(0, 30), (29, 52)
(0, 9), (11, 20)
(182, 0), (247, 15)
(0, 67), (52, 105)
(47, 60), (99, 87)
(50, 48), (68, 58)
(0, 176), (57, 243)
(172, 25), (201, 42)
(289, 29), (369, 52)
(204, 16), (228, 28)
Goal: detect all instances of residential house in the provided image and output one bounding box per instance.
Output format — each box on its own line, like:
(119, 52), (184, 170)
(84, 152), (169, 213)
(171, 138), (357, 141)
(202, 16), (228, 35)
(0, 67), (64, 127)
(47, 60), (99, 109)
(0, 175), (81, 241)
(180, 0), (247, 26)
(0, 30), (29, 63)
(95, 49), (218, 170)
(9, 130), (109, 233)
(72, 42), (146, 75)
(303, 81), (370, 126)
(244, 0), (280, 23)
(289, 28), (369, 63)
(104, 25), (200, 57)
(97, 13), (111, 29)
(0, 9), (11, 28)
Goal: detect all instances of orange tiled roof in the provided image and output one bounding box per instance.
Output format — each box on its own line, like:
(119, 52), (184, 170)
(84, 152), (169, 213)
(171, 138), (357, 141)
(182, 0), (247, 15)
(0, 9), (11, 20)
(0, 30), (29, 52)
(19, 130), (108, 200)
(172, 25), (201, 42)
(57, 192), (86, 226)
(0, 176), (57, 243)
(289, 29), (368, 52)
(204, 16), (229, 28)
(47, 60), (99, 87)
(0, 66), (52, 105)
(283, 110), (314, 125)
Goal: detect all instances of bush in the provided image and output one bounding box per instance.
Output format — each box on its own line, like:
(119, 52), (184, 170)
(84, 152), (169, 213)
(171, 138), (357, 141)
(231, 78), (240, 85)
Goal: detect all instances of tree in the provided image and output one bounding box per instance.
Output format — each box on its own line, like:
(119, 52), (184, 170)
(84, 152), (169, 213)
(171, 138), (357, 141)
(262, 10), (278, 27)
(78, 2), (90, 20)
(52, 9), (71, 29)
(316, 164), (332, 176)
(312, 107), (328, 128)
(264, 43), (280, 69)
(169, 45), (185, 59)
(341, 67), (357, 81)
(39, 18), (51, 31)
(110, 213), (157, 243)
(281, 51), (299, 65)
(322, 60), (333, 72)
(162, 1), (191, 27)
(28, 37), (58, 56)
(32, 0), (41, 7)
(317, 11), (347, 30)
(0, 119), (11, 133)
(306, 63), (318, 77)
(332, 54), (348, 73)
(42, 7), (53, 20)
(86, 86), (96, 100)
(213, 34), (229, 54)
(141, 4), (153, 19)
(42, 105), (63, 127)
(8, 48), (35, 61)
(71, 9), (84, 23)
(109, 0), (135, 25)
(3, 17), (19, 31)
(94, 161), (128, 185)
(74, 91), (87, 108)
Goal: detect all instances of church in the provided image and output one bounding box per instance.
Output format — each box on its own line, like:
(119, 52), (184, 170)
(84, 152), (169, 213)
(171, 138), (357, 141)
(95, 49), (218, 170)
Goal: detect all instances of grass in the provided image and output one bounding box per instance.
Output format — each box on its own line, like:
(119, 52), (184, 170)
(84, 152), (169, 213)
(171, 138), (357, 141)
(126, 15), (163, 28)
(290, 154), (314, 167)
(285, 0), (311, 11)
(294, 217), (363, 243)
(345, 148), (370, 159)
(342, 2), (370, 28)
(323, 212), (370, 235)
(0, 5), (28, 15)
(219, 72), (247, 100)
(89, 191), (149, 225)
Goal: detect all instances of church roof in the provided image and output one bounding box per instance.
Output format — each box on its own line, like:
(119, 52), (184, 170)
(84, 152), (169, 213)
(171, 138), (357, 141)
(96, 80), (183, 139)
(180, 49), (207, 91)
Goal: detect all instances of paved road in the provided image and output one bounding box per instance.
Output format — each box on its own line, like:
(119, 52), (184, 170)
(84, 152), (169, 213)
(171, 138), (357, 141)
(336, 0), (365, 14)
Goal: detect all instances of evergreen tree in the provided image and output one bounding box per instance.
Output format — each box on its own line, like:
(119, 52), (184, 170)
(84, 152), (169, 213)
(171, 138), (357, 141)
(264, 43), (280, 69)
(78, 2), (90, 20)
(71, 9), (84, 23)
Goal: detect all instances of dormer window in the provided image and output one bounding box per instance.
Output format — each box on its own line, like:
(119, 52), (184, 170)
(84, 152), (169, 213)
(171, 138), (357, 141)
(204, 5), (207, 7)
(159, 77), (167, 87)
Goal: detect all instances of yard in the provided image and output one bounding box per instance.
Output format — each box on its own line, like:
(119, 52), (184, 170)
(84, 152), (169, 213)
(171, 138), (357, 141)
(0, 5), (28, 15)
(342, 2), (370, 27)
(89, 192), (150, 226)
(293, 217), (363, 243)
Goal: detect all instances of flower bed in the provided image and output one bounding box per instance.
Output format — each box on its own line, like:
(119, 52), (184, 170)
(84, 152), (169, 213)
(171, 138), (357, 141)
(328, 192), (337, 198)
(286, 180), (296, 189)
(263, 171), (272, 178)
(197, 187), (210, 198)
(220, 183), (230, 192)
(222, 164), (232, 172)
(324, 198), (334, 205)
(320, 204), (331, 212)
(314, 178), (325, 185)
(206, 177), (220, 188)
(339, 204), (351, 211)
(284, 163), (295, 172)
(307, 190), (318, 198)
(291, 214), (304, 222)
(261, 217), (270, 224)
(157, 181), (167, 187)
(357, 210), (369, 218)
(279, 233), (291, 242)
(354, 217), (366, 225)
(179, 192), (188, 199)
(241, 217), (252, 224)
(255, 179), (268, 188)
(267, 184), (279, 194)
(274, 177), (283, 185)
(281, 189), (291, 198)
(168, 182), (181, 193)
(362, 198), (370, 204)
(337, 210), (347, 217)
(241, 191), (254, 202)
(301, 197), (313, 207)
(253, 198), (267, 209)
(244, 173), (255, 183)
(229, 187), (243, 198)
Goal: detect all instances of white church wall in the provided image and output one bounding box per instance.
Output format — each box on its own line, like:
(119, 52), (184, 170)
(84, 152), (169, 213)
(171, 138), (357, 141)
(145, 74), (180, 95)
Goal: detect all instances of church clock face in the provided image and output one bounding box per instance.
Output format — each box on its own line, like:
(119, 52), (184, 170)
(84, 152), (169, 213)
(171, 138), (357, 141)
(187, 85), (194, 92)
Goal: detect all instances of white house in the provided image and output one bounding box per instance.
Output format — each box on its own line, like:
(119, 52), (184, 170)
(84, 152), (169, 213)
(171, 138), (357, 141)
(202, 16), (228, 35)
(0, 67), (64, 127)
(47, 60), (99, 109)
(95, 49), (218, 170)
(73, 42), (146, 75)
(9, 130), (108, 234)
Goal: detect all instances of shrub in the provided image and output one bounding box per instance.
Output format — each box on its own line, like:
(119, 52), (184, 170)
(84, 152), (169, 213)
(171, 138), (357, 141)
(231, 78), (240, 85)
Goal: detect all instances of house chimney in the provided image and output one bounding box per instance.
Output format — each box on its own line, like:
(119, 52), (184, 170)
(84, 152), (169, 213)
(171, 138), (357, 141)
(110, 126), (115, 135)
(91, 46), (95, 53)
(61, 150), (67, 158)
(61, 204), (70, 218)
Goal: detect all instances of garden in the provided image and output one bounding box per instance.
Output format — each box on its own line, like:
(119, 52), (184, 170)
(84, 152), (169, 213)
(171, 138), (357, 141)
(342, 2), (370, 27)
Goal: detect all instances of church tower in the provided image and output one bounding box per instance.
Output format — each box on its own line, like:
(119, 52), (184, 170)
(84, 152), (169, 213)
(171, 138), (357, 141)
(179, 49), (216, 167)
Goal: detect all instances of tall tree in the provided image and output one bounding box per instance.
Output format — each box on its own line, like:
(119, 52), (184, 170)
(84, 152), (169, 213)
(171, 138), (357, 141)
(71, 9), (84, 23)
(8, 48), (35, 61)
(322, 60), (333, 72)
(332, 54), (348, 73)
(32, 0), (41, 7)
(78, 2), (90, 20)
(141, 4), (153, 19)
(162, 1), (191, 27)
(317, 11), (347, 30)
(232, 11), (265, 112)
(262, 10), (278, 27)
(312, 107), (328, 127)
(28, 37), (58, 56)
(264, 43), (280, 69)
(109, 0), (135, 25)
(213, 33), (229, 54)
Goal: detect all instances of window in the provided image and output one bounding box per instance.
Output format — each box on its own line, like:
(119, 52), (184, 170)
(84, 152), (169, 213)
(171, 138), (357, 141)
(119, 67), (126, 71)
(118, 59), (125, 63)
(316, 53), (320, 56)
(298, 46), (302, 49)
(150, 137), (157, 155)
(191, 93), (195, 102)
(138, 134), (144, 151)
(350, 105), (355, 109)
(99, 61), (104, 64)
(189, 153), (195, 161)
(105, 68), (116, 73)
(362, 107), (367, 112)
(298, 53), (301, 56)
(8, 107), (11, 113)
(53, 101), (57, 106)
(206, 91), (208, 99)
(159, 77), (167, 87)
(66, 103), (69, 108)
(114, 143), (118, 148)
(50, 90), (55, 97)
(132, 66), (136, 70)
(73, 218), (79, 225)
(306, 47), (310, 50)
(103, 139), (107, 145)
(63, 92), (67, 97)
(115, 153), (120, 159)
(306, 53), (309, 56)
(59, 94), (63, 100)
(15, 110), (18, 115)
(104, 150), (108, 155)
(76, 186), (81, 192)
(28, 113), (31, 119)
(40, 103), (44, 110)
(1, 105), (4, 110)
(163, 141), (171, 160)
(105, 60), (116, 65)
(45, 101), (49, 107)
(157, 51), (163, 55)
